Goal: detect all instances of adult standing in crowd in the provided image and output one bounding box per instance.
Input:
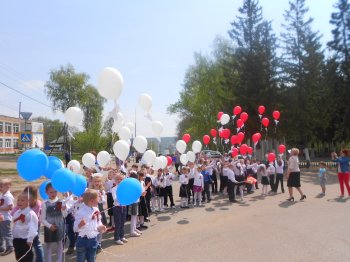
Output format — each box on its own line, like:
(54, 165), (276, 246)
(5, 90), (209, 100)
(331, 149), (350, 197)
(286, 148), (306, 201)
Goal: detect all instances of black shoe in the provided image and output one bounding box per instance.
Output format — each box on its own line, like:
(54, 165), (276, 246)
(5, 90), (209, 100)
(230, 200), (238, 203)
(136, 227), (142, 230)
(286, 197), (294, 201)
(96, 247), (102, 254)
(140, 224), (148, 229)
(1, 248), (13, 256)
(66, 247), (74, 255)
(282, 190), (285, 193)
(144, 218), (151, 222)
(300, 195), (306, 201)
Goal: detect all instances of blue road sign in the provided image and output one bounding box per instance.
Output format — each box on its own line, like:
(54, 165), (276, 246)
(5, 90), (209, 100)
(20, 133), (32, 143)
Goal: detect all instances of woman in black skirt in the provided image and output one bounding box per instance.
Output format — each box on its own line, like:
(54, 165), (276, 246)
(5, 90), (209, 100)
(286, 148), (306, 201)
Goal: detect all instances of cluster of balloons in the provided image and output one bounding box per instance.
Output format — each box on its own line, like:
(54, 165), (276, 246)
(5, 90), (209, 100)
(17, 149), (87, 200)
(172, 137), (202, 165)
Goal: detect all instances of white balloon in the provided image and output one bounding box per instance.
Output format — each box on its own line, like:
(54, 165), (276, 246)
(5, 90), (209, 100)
(118, 126), (131, 141)
(82, 153), (96, 169)
(220, 113), (230, 125)
(160, 156), (168, 169)
(187, 151), (196, 163)
(67, 160), (81, 173)
(97, 151), (111, 168)
(113, 140), (130, 161)
(176, 140), (187, 154)
(125, 122), (134, 133)
(64, 107), (83, 127)
(98, 67), (124, 100)
(134, 136), (148, 153)
(153, 157), (163, 170)
(192, 140), (202, 153)
(180, 154), (188, 165)
(152, 121), (163, 136)
(143, 150), (156, 166)
(112, 118), (123, 133)
(138, 93), (153, 112)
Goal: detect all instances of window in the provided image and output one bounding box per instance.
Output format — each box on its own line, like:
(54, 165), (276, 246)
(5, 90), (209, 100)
(13, 139), (18, 149)
(0, 139), (2, 148)
(5, 122), (11, 133)
(0, 122), (3, 133)
(5, 139), (11, 148)
(13, 123), (19, 133)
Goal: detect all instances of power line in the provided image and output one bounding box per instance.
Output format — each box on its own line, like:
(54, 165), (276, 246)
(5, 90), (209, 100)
(0, 80), (51, 108)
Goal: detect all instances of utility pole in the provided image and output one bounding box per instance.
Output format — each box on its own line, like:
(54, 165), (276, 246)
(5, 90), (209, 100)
(134, 108), (137, 137)
(18, 102), (21, 119)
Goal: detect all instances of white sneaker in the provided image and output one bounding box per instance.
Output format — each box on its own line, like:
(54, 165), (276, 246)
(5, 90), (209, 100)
(115, 240), (124, 245)
(135, 229), (143, 234)
(160, 208), (164, 212)
(130, 232), (140, 237)
(121, 238), (128, 243)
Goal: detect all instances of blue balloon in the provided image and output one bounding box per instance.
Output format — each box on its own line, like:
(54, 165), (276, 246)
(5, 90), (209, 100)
(39, 180), (50, 200)
(72, 174), (87, 197)
(51, 168), (76, 193)
(17, 149), (48, 181)
(45, 156), (63, 179)
(117, 178), (142, 206)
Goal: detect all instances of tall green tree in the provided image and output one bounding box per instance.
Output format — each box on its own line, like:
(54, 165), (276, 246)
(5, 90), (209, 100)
(280, 0), (325, 146)
(168, 38), (234, 141)
(227, 0), (280, 137)
(326, 0), (350, 142)
(45, 64), (105, 131)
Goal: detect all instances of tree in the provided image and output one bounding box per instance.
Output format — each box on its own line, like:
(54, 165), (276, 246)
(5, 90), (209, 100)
(31, 117), (64, 147)
(227, 0), (280, 138)
(326, 0), (350, 142)
(45, 64), (105, 131)
(280, 0), (325, 146)
(168, 37), (232, 141)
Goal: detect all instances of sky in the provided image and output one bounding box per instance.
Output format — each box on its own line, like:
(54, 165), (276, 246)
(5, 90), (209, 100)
(0, 0), (335, 138)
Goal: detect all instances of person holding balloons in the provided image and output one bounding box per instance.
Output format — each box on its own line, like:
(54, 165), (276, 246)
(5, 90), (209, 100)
(11, 185), (44, 261)
(40, 182), (66, 262)
(73, 189), (107, 262)
(111, 174), (128, 245)
(286, 148), (306, 201)
(274, 157), (285, 193)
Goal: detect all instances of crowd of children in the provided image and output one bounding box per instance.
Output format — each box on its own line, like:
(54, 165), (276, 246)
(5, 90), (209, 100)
(0, 148), (348, 262)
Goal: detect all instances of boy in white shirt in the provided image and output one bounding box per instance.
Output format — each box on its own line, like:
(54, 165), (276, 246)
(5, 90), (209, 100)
(74, 189), (107, 262)
(0, 179), (14, 256)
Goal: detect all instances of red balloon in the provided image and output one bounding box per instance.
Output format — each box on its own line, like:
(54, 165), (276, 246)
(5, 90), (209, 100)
(247, 146), (253, 155)
(237, 132), (245, 144)
(231, 135), (238, 145)
(258, 105), (265, 115)
(267, 152), (276, 163)
(273, 110), (280, 120)
(210, 129), (217, 137)
(252, 132), (261, 143)
(219, 130), (224, 138)
(240, 112), (249, 123)
(231, 148), (239, 157)
(261, 117), (269, 127)
(203, 135), (211, 145)
(222, 129), (231, 139)
(233, 106), (242, 116)
(182, 134), (191, 144)
(278, 144), (286, 154)
(240, 144), (248, 155)
(166, 156), (172, 166)
(218, 112), (224, 120)
(236, 119), (244, 128)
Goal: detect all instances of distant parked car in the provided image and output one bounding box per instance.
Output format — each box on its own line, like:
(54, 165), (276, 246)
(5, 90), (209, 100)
(201, 150), (222, 158)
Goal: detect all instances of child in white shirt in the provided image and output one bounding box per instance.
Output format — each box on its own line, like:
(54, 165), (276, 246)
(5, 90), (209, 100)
(73, 189), (107, 262)
(0, 178), (14, 255)
(179, 166), (190, 208)
(7, 193), (38, 261)
(193, 166), (204, 206)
